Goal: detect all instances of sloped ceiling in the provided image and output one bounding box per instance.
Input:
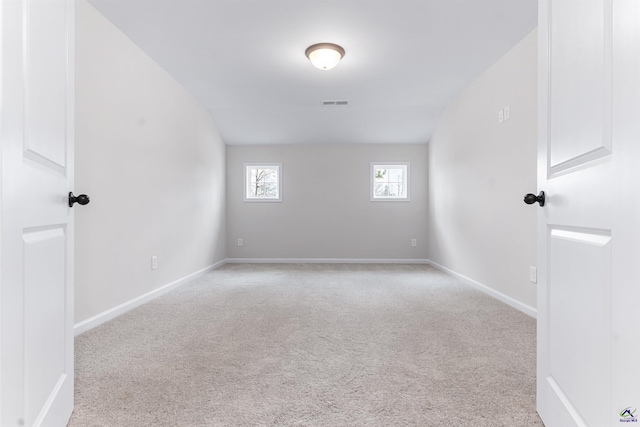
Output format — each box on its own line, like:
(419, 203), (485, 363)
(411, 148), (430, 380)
(87, 0), (537, 145)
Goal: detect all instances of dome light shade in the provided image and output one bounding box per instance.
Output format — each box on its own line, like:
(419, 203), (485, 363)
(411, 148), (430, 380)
(305, 43), (345, 70)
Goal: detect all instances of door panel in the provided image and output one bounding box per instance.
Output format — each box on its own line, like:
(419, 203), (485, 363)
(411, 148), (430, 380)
(24, 227), (68, 426)
(24, 0), (69, 172)
(548, 228), (611, 427)
(548, 0), (611, 175)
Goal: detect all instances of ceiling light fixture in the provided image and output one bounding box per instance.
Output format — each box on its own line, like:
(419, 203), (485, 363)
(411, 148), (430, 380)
(305, 43), (345, 70)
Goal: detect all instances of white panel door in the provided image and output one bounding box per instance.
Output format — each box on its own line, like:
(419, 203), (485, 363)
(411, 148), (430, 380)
(537, 0), (640, 426)
(1, 0), (75, 426)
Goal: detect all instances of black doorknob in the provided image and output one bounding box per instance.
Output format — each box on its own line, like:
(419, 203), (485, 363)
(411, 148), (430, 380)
(523, 191), (545, 207)
(69, 192), (90, 207)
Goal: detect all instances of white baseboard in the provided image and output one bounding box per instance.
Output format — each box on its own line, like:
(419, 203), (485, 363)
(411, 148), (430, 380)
(74, 259), (227, 336)
(75, 258), (533, 336)
(427, 260), (537, 318)
(225, 258), (430, 265)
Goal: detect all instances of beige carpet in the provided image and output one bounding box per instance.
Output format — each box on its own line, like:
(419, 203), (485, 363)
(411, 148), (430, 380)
(68, 263), (543, 426)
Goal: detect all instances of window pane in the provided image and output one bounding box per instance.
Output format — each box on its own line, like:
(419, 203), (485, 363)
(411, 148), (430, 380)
(374, 168), (388, 182)
(256, 169), (266, 184)
(387, 183), (401, 197)
(388, 168), (403, 182)
(249, 180), (261, 197)
(262, 169), (277, 183)
(263, 182), (278, 197)
(374, 183), (388, 196)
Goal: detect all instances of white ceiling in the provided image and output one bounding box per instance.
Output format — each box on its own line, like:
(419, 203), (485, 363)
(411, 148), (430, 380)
(87, 0), (537, 145)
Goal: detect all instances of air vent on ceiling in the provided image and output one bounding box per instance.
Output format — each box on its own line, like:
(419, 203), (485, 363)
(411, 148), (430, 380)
(322, 100), (349, 107)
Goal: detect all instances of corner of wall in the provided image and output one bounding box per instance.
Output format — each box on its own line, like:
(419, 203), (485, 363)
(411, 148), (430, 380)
(427, 29), (538, 311)
(74, 1), (227, 328)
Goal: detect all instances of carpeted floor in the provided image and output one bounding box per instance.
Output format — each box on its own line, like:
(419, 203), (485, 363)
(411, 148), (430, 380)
(68, 264), (543, 427)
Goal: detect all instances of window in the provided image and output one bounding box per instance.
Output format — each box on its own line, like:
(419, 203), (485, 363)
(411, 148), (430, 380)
(371, 162), (409, 201)
(244, 163), (282, 202)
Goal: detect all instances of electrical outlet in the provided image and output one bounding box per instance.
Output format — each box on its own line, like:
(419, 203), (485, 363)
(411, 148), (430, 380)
(504, 105), (510, 120)
(411, 238), (417, 247)
(151, 256), (158, 270)
(498, 109), (504, 123)
(237, 238), (243, 247)
(529, 266), (537, 283)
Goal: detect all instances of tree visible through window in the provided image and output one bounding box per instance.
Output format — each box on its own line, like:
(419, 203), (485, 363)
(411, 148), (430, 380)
(371, 163), (409, 201)
(244, 163), (282, 202)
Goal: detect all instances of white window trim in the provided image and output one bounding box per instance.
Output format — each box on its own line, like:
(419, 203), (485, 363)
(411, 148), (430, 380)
(370, 162), (410, 202)
(243, 162), (283, 202)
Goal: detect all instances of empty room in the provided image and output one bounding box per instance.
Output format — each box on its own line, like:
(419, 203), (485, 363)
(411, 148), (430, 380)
(2, 0), (639, 426)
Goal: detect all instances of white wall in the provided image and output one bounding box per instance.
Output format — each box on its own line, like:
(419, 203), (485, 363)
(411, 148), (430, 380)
(74, 0), (226, 324)
(227, 144), (428, 260)
(428, 29), (537, 311)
